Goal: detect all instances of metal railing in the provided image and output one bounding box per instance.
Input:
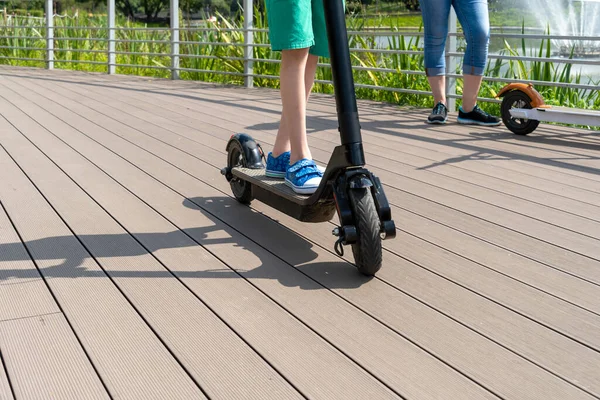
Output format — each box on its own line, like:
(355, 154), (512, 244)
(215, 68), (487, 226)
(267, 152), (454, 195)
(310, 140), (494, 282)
(1, 0), (598, 111)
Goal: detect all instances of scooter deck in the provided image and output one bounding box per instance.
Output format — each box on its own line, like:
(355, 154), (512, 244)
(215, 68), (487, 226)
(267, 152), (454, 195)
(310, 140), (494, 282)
(232, 166), (337, 222)
(232, 166), (314, 204)
(510, 107), (600, 127)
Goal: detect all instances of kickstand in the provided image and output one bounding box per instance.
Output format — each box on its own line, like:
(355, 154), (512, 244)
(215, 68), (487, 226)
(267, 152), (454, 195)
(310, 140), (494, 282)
(334, 238), (344, 257)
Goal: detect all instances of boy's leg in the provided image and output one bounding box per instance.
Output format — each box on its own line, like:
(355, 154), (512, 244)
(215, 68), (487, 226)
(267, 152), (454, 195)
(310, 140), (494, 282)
(279, 48), (313, 165)
(266, 0), (312, 160)
(272, 53), (319, 158)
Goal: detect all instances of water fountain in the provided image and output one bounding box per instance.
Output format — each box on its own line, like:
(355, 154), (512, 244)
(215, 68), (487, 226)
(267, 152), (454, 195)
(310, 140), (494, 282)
(527, 0), (600, 57)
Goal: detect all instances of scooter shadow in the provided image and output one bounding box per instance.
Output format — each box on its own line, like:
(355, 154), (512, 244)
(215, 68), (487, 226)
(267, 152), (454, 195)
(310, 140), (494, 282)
(182, 196), (372, 290)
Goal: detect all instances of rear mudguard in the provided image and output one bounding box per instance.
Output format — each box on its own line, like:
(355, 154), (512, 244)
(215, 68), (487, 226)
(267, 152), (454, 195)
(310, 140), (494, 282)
(496, 83), (548, 108)
(226, 133), (265, 169)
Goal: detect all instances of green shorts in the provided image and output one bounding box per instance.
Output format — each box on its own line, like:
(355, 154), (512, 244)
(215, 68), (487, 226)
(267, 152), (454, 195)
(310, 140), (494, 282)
(265, 0), (344, 58)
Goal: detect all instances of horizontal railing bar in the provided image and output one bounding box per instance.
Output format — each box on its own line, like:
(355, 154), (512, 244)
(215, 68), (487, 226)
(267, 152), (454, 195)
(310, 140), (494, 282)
(350, 48), (424, 55)
(3, 24), (600, 42)
(53, 59), (107, 65)
(449, 52), (600, 65)
(114, 50), (168, 56)
(447, 93), (502, 103)
(0, 35), (43, 40)
(52, 37), (106, 42)
(0, 25), (46, 29)
(452, 32), (600, 41)
(0, 45), (45, 51)
(112, 38), (170, 44)
(178, 54), (242, 61)
(176, 67), (245, 76)
(0, 56), (44, 62)
(448, 74), (599, 91)
(110, 62), (169, 69)
(54, 48), (107, 54)
(354, 82), (433, 96)
(178, 40), (270, 47)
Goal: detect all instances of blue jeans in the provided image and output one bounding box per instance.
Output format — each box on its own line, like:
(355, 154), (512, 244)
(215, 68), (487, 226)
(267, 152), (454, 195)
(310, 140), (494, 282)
(419, 0), (490, 76)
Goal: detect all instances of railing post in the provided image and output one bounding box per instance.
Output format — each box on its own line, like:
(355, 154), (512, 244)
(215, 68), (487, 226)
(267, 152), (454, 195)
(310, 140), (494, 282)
(107, 0), (115, 74)
(170, 0), (179, 79)
(445, 8), (457, 112)
(45, 0), (53, 69)
(243, 0), (253, 88)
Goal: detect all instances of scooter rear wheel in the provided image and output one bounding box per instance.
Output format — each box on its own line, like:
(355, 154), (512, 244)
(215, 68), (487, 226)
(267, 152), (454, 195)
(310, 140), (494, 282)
(349, 187), (382, 276)
(501, 90), (540, 135)
(227, 141), (253, 204)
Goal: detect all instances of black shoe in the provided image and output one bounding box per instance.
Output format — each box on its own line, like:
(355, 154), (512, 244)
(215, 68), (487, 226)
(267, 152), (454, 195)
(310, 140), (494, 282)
(427, 102), (448, 124)
(457, 104), (501, 126)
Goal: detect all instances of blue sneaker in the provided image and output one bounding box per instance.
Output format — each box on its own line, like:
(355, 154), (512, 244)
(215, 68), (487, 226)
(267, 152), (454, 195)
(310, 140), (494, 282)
(285, 159), (323, 195)
(265, 151), (290, 178)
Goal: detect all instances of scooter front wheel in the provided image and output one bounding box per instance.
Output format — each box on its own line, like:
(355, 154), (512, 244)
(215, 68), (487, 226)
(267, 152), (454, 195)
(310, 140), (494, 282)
(227, 141), (253, 204)
(501, 90), (540, 135)
(349, 187), (382, 276)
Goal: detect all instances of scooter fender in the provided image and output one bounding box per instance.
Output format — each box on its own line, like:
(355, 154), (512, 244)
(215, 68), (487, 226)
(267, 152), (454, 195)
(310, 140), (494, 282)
(226, 133), (265, 169)
(496, 83), (546, 108)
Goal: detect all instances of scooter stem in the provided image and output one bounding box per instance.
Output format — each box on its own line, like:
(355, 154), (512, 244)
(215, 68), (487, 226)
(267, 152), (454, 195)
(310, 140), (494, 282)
(323, 0), (365, 166)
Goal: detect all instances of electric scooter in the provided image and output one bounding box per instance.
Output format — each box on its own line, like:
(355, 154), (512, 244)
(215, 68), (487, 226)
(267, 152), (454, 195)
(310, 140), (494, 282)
(498, 82), (600, 135)
(220, 0), (396, 276)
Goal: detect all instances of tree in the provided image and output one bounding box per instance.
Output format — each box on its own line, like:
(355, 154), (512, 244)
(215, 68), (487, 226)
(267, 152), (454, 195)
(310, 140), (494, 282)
(401, 0), (420, 11)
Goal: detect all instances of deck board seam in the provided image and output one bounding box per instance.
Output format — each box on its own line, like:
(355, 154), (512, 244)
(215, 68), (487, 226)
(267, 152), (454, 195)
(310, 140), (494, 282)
(0, 312), (64, 325)
(0, 347), (16, 400)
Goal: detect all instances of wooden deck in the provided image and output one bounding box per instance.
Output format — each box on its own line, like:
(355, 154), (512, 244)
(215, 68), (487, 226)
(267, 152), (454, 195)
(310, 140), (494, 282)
(0, 65), (599, 400)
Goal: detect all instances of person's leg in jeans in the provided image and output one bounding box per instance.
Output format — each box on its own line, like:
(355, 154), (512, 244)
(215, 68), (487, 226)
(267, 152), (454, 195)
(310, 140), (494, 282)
(453, 0), (500, 125)
(419, 0), (452, 123)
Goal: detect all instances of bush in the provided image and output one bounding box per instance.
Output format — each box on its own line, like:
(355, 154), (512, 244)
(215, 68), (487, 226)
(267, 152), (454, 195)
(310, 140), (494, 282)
(400, 0), (420, 11)
(346, 1), (363, 14)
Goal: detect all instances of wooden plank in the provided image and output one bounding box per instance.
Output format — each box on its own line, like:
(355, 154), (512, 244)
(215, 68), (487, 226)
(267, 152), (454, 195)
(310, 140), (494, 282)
(0, 101), (303, 400)
(0, 79), (401, 400)
(0, 206), (110, 400)
(0, 315), (111, 400)
(39, 74), (600, 248)
(0, 353), (14, 400)
(13, 74), (600, 400)
(25, 75), (600, 291)
(0, 123), (205, 400)
(0, 208), (61, 322)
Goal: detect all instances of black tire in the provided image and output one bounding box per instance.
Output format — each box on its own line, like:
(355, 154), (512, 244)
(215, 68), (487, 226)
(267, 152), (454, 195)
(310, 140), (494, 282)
(501, 90), (540, 135)
(227, 141), (253, 204)
(349, 187), (382, 276)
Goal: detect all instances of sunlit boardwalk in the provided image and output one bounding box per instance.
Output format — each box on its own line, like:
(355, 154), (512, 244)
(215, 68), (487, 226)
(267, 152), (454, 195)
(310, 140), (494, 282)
(1, 65), (599, 400)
